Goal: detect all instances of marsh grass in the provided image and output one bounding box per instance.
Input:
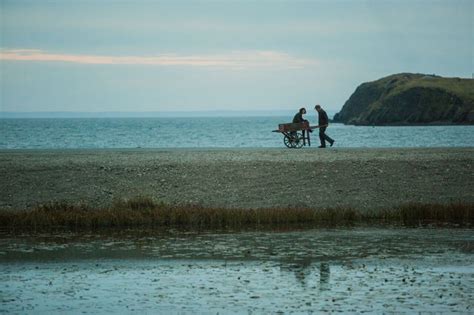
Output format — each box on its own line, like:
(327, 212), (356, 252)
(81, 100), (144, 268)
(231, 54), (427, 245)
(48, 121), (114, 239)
(0, 196), (472, 231)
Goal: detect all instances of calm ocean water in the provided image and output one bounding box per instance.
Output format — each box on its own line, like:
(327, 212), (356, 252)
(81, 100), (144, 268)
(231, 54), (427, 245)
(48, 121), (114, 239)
(1, 117), (473, 149)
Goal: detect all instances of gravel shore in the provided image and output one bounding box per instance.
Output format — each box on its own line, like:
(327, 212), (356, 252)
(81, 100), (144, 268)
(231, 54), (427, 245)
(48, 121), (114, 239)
(1, 148), (473, 210)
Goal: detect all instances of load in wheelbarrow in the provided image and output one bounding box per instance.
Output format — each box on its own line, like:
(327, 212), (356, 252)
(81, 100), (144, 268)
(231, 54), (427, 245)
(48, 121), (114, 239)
(272, 121), (323, 148)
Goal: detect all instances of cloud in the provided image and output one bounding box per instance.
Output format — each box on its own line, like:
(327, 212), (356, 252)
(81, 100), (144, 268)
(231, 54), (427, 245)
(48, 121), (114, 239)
(0, 49), (317, 69)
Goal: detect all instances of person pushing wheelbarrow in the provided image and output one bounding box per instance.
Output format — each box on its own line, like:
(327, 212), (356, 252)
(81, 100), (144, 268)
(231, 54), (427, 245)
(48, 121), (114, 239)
(314, 104), (335, 148)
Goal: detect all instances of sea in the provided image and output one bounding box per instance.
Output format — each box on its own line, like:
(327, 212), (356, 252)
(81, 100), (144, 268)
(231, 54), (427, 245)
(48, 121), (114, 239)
(1, 117), (473, 149)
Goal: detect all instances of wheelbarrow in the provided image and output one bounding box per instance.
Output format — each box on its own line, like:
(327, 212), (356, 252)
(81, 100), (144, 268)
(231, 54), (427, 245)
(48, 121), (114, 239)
(272, 121), (324, 148)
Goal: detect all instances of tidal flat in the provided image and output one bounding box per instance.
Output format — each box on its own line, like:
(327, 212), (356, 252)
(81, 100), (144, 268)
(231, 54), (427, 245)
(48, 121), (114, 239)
(1, 227), (472, 313)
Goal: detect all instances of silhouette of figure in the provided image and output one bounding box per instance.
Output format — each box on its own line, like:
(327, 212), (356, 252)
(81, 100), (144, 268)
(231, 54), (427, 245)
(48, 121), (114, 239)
(292, 107), (310, 139)
(315, 104), (335, 148)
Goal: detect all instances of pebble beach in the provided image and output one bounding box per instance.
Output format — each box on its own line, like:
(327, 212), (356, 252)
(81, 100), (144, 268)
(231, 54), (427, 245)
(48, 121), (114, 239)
(1, 147), (473, 210)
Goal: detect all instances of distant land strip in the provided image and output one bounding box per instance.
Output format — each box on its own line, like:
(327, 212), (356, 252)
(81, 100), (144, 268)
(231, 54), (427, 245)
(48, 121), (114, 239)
(1, 110), (336, 119)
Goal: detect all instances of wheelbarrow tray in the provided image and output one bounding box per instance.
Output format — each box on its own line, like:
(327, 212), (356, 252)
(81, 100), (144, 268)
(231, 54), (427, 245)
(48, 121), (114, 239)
(277, 122), (310, 132)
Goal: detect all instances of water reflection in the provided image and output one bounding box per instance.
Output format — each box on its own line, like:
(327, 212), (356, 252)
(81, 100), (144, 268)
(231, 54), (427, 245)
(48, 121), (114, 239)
(1, 228), (473, 313)
(279, 258), (313, 287)
(319, 262), (330, 291)
(278, 259), (331, 291)
(1, 227), (472, 263)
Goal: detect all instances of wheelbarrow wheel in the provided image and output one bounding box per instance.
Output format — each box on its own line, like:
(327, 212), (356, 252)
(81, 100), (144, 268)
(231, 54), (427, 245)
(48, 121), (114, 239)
(283, 134), (295, 148)
(294, 134), (304, 148)
(283, 132), (304, 149)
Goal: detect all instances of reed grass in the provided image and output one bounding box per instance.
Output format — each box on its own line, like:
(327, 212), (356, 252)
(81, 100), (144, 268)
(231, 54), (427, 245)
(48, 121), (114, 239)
(0, 196), (472, 231)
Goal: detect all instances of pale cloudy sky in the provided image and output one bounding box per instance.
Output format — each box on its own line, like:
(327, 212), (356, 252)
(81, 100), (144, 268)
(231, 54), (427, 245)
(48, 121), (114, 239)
(0, 0), (472, 113)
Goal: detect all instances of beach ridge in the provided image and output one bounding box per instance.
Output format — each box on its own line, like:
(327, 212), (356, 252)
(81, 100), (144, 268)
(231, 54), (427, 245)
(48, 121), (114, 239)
(1, 147), (473, 211)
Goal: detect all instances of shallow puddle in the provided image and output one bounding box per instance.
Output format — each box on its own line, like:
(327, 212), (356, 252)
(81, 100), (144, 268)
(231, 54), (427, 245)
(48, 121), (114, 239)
(0, 227), (473, 313)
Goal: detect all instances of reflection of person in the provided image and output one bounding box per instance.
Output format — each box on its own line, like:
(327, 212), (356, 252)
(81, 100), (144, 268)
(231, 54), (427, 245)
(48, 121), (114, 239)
(319, 262), (330, 291)
(280, 258), (313, 287)
(314, 104), (335, 148)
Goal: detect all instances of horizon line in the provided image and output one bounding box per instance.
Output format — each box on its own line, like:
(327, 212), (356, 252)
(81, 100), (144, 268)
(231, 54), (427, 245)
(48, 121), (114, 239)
(0, 109), (339, 118)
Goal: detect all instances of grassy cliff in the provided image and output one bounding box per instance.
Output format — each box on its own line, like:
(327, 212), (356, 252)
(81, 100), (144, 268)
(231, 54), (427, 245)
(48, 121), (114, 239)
(333, 73), (474, 125)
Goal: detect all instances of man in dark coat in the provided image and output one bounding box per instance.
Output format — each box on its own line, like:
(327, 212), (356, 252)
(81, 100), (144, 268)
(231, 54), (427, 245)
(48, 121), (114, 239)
(315, 104), (335, 148)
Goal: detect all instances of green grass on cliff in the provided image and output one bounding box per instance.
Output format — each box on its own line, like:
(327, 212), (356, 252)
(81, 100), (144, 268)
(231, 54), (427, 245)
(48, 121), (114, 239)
(337, 73), (474, 124)
(372, 73), (474, 102)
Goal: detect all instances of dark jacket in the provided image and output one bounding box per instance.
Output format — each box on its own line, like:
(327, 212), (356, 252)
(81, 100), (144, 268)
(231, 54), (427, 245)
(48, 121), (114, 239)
(318, 109), (329, 126)
(293, 112), (304, 123)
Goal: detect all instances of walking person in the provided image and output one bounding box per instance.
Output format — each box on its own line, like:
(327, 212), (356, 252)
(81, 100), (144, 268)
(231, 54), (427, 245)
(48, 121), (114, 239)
(314, 104), (335, 148)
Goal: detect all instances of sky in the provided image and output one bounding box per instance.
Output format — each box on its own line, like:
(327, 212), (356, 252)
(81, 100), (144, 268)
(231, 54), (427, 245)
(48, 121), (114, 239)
(0, 0), (472, 114)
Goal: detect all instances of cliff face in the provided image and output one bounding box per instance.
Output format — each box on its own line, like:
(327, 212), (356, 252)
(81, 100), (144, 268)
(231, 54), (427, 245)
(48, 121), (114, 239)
(333, 73), (474, 125)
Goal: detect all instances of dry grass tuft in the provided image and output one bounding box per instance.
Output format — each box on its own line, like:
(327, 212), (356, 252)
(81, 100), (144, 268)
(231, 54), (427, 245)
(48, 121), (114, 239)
(397, 202), (473, 225)
(0, 196), (472, 231)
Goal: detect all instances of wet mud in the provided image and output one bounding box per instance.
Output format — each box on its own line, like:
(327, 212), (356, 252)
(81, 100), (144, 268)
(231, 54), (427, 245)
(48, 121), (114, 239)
(0, 227), (473, 313)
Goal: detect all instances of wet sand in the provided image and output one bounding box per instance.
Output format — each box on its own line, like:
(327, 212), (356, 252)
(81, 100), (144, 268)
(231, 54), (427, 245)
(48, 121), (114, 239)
(0, 228), (472, 313)
(1, 147), (473, 210)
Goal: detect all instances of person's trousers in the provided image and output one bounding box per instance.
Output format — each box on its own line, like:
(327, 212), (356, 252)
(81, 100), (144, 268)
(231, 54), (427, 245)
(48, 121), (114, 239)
(319, 127), (334, 147)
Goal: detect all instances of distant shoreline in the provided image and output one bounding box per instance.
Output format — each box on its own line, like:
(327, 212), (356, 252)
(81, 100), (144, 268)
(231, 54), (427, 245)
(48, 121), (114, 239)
(1, 146), (474, 153)
(342, 122), (474, 126)
(2, 115), (473, 126)
(0, 110), (337, 119)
